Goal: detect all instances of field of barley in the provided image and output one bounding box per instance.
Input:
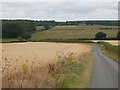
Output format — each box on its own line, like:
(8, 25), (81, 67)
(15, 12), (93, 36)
(31, 25), (118, 41)
(0, 43), (2, 89)
(2, 42), (93, 88)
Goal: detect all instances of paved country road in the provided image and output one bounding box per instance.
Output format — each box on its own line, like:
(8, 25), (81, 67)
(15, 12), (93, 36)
(90, 46), (119, 88)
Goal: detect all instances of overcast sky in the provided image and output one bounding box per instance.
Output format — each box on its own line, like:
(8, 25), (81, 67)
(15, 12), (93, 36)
(1, 0), (119, 21)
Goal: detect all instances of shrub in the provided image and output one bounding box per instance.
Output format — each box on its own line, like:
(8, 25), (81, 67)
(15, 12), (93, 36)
(20, 32), (31, 39)
(95, 32), (107, 40)
(116, 31), (120, 40)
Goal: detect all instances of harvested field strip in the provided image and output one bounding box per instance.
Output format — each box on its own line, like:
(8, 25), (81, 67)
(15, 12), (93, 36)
(92, 40), (119, 46)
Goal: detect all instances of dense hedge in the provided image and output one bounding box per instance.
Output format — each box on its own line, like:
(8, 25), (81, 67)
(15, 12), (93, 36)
(30, 39), (94, 43)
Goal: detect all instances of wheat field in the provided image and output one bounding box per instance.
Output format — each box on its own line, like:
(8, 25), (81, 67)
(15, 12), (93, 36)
(2, 42), (92, 88)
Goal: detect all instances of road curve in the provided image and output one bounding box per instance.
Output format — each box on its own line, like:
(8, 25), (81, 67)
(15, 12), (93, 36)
(90, 46), (118, 88)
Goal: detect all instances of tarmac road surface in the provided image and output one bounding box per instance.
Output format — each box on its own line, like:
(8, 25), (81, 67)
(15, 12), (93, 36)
(90, 46), (119, 88)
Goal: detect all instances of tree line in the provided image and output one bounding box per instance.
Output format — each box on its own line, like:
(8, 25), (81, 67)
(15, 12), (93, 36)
(2, 20), (36, 39)
(36, 20), (119, 26)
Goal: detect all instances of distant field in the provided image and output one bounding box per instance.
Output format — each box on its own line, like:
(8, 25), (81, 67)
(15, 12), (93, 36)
(36, 26), (45, 31)
(52, 25), (118, 30)
(31, 25), (118, 41)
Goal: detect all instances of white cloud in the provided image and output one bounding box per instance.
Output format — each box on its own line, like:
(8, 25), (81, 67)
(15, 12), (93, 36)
(1, 2), (118, 21)
(1, 0), (120, 2)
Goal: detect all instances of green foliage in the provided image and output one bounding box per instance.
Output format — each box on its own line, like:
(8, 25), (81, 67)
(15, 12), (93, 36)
(117, 31), (120, 40)
(1, 38), (20, 43)
(99, 42), (118, 51)
(2, 22), (24, 38)
(95, 32), (107, 40)
(56, 20), (118, 26)
(36, 20), (118, 26)
(20, 32), (31, 39)
(2, 19), (118, 41)
(37, 20), (56, 26)
(2, 20), (36, 39)
(98, 42), (120, 63)
(44, 25), (50, 30)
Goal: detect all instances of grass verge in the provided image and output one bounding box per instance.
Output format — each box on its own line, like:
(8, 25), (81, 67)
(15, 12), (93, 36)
(97, 42), (119, 64)
(61, 51), (94, 88)
(103, 51), (119, 63)
(1, 38), (27, 43)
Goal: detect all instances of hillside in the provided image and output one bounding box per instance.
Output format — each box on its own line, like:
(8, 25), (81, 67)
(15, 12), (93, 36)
(31, 25), (118, 41)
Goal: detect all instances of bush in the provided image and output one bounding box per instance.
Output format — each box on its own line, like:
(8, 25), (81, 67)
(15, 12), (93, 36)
(44, 25), (50, 30)
(20, 32), (31, 39)
(117, 31), (120, 40)
(95, 32), (107, 40)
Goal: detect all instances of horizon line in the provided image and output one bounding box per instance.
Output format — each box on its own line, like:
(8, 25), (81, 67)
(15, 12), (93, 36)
(0, 18), (118, 22)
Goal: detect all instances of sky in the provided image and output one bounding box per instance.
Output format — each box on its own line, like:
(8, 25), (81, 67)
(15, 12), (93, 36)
(1, 0), (119, 21)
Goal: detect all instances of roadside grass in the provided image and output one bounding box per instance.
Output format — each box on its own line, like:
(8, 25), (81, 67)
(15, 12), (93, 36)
(103, 51), (119, 63)
(1, 38), (27, 43)
(62, 51), (94, 88)
(97, 43), (106, 50)
(97, 42), (120, 64)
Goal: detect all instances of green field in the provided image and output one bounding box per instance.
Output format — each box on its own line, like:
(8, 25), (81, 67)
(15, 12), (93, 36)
(36, 26), (45, 31)
(31, 25), (118, 41)
(1, 38), (27, 43)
